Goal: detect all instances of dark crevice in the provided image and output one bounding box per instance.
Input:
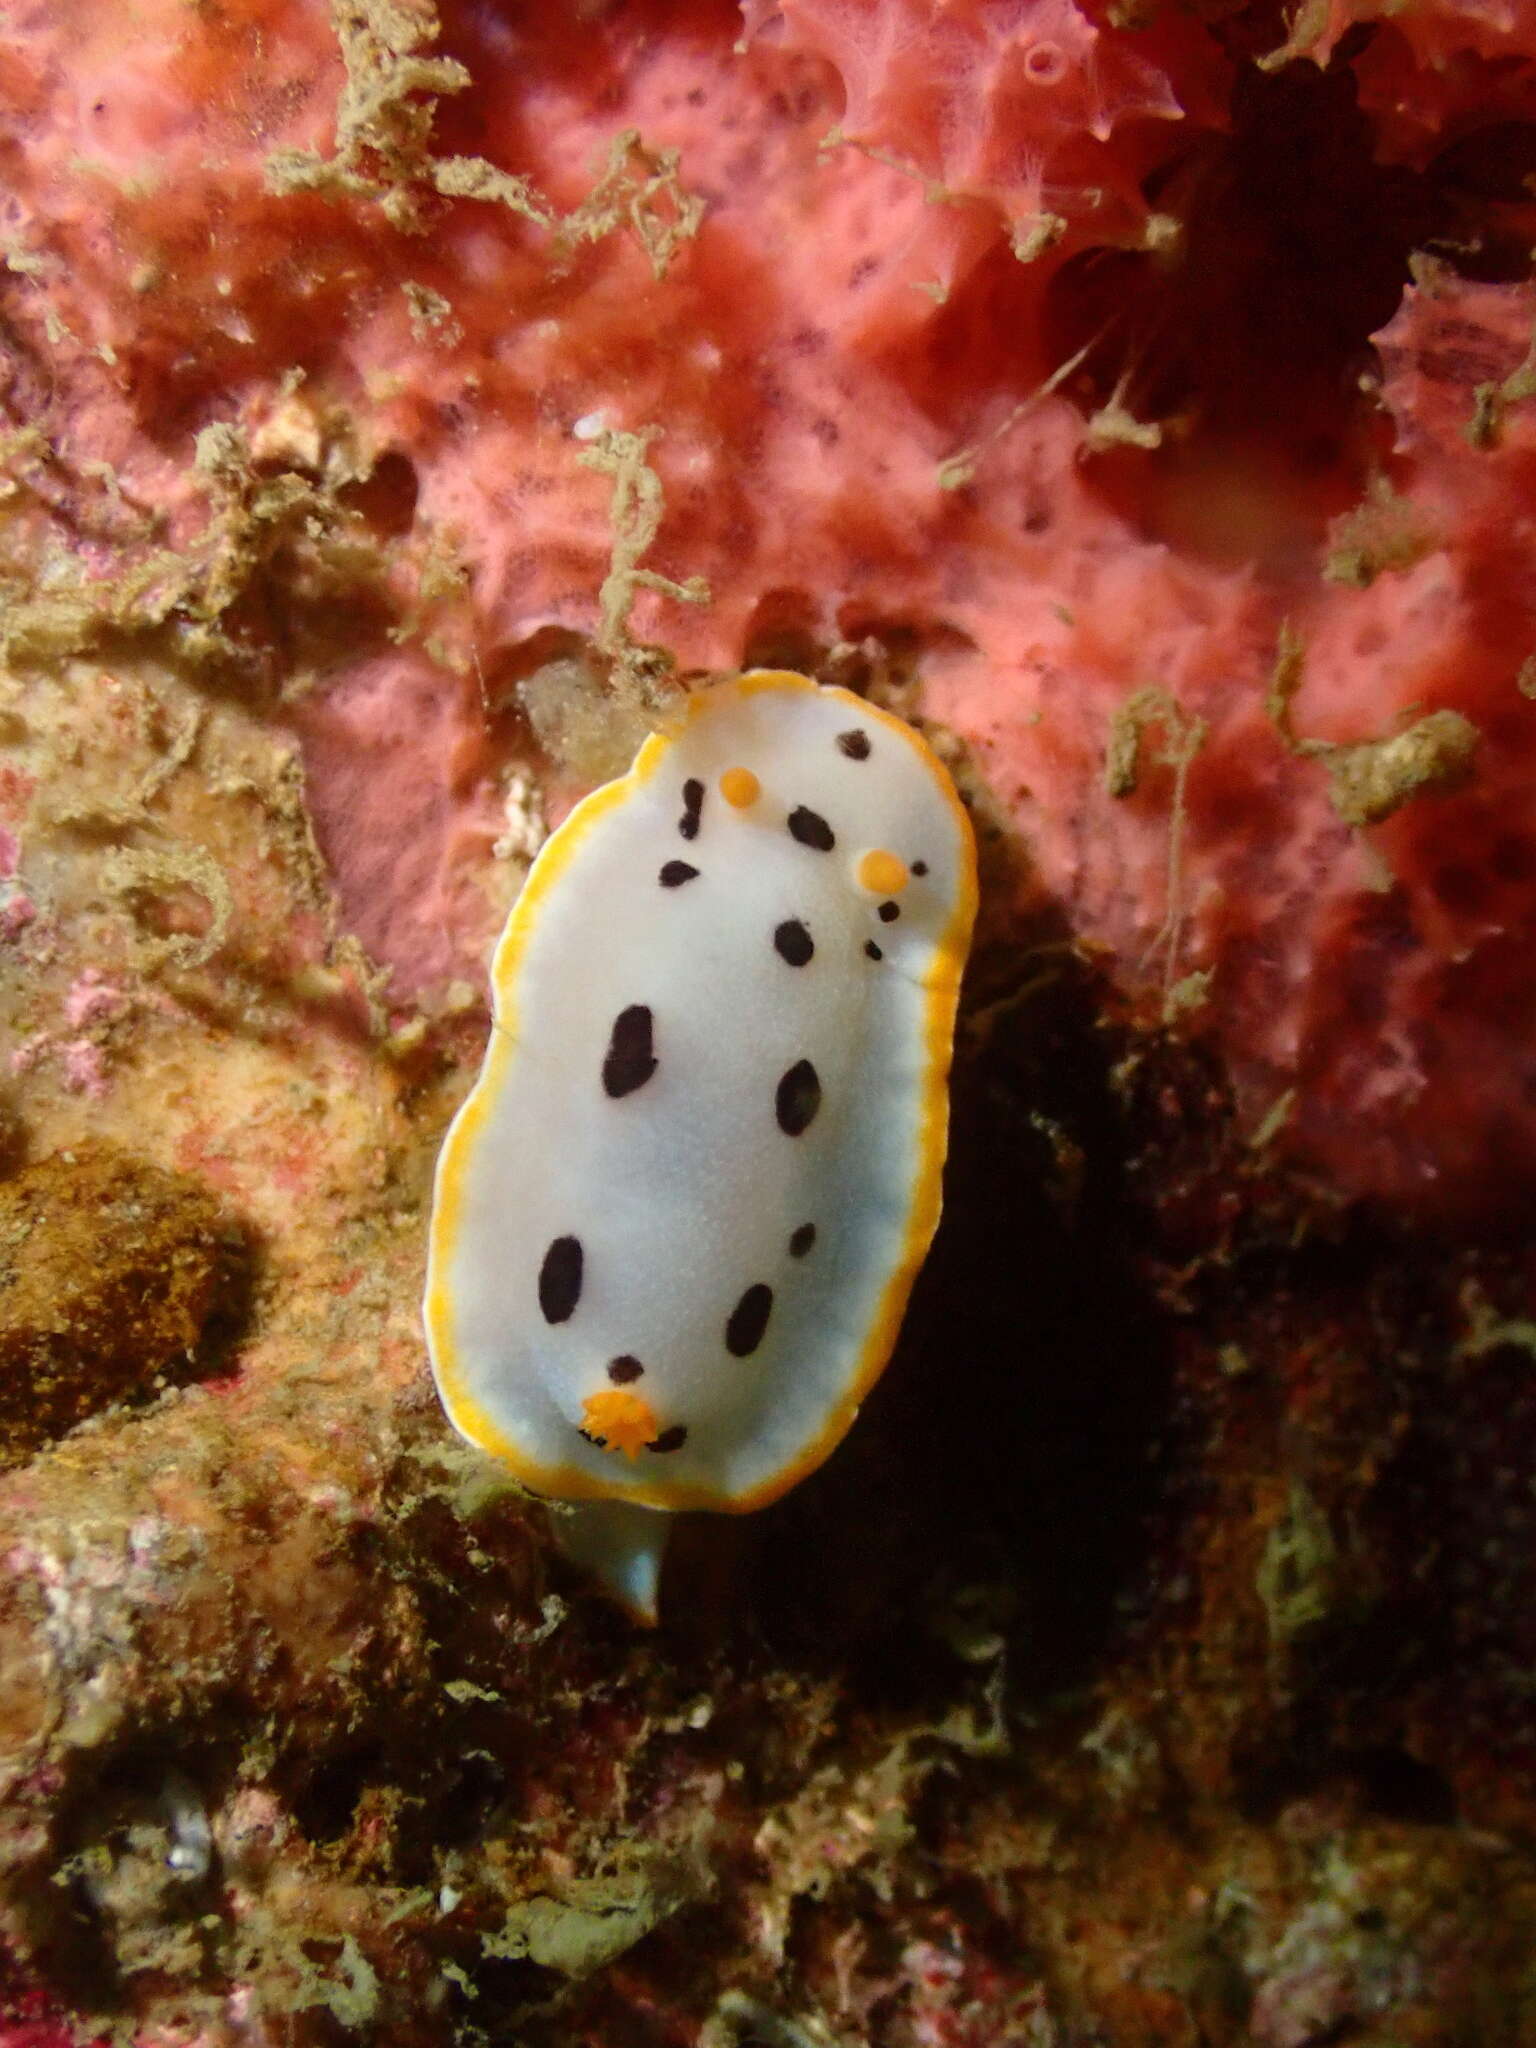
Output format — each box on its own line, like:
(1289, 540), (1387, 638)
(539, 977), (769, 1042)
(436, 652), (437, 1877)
(1235, 1736), (1459, 1828)
(901, 44), (1536, 568)
(1042, 55), (1447, 560)
(748, 948), (1175, 1705)
(338, 448), (419, 536)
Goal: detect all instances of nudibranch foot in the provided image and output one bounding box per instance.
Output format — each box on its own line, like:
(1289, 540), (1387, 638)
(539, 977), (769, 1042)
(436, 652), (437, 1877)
(554, 1498), (671, 1624)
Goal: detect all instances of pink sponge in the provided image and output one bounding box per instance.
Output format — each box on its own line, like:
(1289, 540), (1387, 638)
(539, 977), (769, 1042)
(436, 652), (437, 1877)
(930, 260), (1536, 1214)
(6, 0), (1536, 1215)
(741, 0), (1224, 267)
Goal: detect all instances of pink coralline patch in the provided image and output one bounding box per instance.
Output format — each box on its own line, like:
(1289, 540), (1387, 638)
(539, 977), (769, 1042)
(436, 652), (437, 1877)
(8, 1037), (45, 1078)
(59, 1039), (109, 1099)
(0, 831), (17, 880)
(0, 1943), (90, 2048)
(0, 2017), (83, 2048)
(290, 651), (507, 995)
(0, 774), (35, 829)
(0, 896), (35, 944)
(62, 970), (124, 1030)
(165, 1042), (368, 1228)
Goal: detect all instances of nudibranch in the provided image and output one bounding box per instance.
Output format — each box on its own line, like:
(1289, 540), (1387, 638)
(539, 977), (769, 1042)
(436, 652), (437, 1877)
(424, 670), (977, 1621)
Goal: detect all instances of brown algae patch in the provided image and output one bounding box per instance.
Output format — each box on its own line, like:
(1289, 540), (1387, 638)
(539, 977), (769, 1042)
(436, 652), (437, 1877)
(0, 1142), (244, 1468)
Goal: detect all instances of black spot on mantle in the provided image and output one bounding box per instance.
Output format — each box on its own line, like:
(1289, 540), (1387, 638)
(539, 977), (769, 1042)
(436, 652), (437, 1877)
(725, 1282), (774, 1357)
(538, 1236), (583, 1325)
(678, 779), (705, 841)
(603, 1005), (658, 1099)
(788, 806), (835, 852)
(775, 1059), (821, 1136)
(774, 919), (814, 967)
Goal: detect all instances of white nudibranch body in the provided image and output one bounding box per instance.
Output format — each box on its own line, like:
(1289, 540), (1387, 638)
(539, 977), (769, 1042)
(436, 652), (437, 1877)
(424, 670), (978, 1621)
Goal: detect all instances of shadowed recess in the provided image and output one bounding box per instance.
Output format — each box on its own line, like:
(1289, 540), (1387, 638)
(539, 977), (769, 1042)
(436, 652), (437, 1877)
(1035, 47), (1535, 562)
(748, 955), (1175, 1702)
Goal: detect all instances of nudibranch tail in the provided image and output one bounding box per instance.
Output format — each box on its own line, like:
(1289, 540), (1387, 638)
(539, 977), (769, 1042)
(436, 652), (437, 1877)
(554, 1498), (671, 1624)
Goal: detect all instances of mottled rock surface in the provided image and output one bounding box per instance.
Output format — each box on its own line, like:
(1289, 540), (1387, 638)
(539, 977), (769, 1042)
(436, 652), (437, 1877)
(1, 0), (1535, 2042)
